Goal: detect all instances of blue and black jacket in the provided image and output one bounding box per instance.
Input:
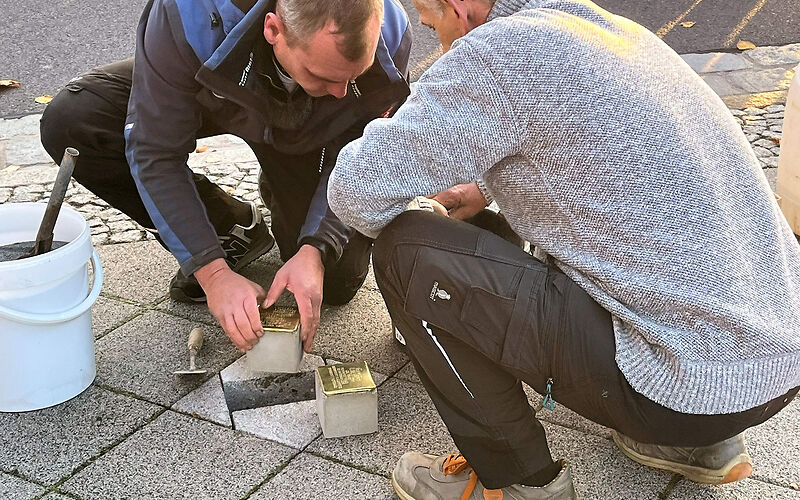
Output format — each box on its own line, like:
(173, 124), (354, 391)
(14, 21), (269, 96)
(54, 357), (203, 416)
(124, 0), (411, 275)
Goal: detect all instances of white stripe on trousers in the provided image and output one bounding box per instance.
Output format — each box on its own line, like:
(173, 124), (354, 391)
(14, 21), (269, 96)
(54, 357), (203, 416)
(422, 320), (475, 399)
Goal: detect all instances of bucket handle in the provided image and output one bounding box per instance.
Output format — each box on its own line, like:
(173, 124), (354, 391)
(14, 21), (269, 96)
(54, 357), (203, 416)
(0, 250), (103, 325)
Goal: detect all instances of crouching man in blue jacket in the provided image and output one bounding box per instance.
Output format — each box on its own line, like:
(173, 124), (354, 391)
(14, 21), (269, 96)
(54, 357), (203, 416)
(41, 0), (412, 351)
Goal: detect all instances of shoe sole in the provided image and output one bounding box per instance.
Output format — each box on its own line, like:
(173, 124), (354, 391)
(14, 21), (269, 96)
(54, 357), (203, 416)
(168, 233), (275, 304)
(391, 470), (420, 500)
(612, 431), (753, 484)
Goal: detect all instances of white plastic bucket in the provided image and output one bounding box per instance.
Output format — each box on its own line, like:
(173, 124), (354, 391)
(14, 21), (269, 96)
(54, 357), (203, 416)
(777, 64), (800, 235)
(0, 202), (103, 412)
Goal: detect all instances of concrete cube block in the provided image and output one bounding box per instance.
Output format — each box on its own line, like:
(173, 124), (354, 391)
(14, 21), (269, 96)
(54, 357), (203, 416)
(315, 362), (378, 438)
(246, 307), (302, 373)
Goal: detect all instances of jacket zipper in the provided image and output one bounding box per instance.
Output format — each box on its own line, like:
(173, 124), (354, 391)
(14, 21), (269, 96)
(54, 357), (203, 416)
(350, 80), (361, 98)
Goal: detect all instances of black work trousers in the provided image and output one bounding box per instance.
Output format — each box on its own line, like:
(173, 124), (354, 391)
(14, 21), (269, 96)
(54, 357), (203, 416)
(39, 58), (370, 305)
(372, 211), (798, 489)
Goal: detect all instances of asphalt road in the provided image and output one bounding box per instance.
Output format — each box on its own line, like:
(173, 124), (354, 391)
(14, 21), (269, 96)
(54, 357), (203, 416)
(1, 0), (798, 118)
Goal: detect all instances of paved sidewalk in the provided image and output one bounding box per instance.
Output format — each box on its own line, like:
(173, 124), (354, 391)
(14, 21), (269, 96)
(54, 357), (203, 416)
(1, 47), (799, 500)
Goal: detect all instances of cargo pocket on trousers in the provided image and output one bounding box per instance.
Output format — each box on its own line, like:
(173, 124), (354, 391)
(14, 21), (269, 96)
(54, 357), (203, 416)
(459, 286), (515, 361)
(402, 246), (522, 363)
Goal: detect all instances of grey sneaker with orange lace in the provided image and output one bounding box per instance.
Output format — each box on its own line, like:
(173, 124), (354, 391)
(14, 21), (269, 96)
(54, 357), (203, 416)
(391, 452), (577, 500)
(612, 431), (753, 484)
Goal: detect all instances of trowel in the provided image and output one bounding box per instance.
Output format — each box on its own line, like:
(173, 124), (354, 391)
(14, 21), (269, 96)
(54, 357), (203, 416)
(23, 147), (79, 258)
(174, 327), (207, 376)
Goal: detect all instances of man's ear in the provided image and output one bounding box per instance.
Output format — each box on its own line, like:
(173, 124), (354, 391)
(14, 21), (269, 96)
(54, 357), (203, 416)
(443, 0), (470, 32)
(263, 12), (283, 45)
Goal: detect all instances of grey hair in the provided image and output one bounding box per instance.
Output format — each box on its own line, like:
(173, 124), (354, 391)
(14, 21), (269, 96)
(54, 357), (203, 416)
(276, 0), (384, 61)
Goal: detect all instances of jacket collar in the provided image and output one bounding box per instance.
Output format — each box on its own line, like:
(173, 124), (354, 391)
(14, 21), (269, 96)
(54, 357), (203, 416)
(487, 0), (545, 21)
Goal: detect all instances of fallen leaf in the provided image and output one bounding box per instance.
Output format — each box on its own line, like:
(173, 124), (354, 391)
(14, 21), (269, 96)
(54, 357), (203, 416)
(736, 40), (756, 51)
(34, 94), (53, 104)
(0, 79), (20, 88)
(680, 21), (696, 28)
(195, 145), (209, 153)
(769, 137), (781, 146)
(790, 482), (799, 491)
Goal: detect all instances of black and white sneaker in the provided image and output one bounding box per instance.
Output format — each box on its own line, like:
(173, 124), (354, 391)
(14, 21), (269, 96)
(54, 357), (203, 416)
(169, 202), (275, 303)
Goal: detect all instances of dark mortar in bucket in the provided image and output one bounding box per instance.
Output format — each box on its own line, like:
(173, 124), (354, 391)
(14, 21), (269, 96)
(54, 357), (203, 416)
(0, 241), (69, 262)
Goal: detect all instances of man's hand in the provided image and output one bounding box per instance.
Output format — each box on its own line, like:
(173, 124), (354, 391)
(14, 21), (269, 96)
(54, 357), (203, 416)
(263, 244), (325, 353)
(195, 258), (265, 352)
(430, 182), (488, 220)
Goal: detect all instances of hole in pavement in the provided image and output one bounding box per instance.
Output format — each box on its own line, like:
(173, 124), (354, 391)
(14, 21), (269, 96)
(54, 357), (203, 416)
(223, 370), (316, 412)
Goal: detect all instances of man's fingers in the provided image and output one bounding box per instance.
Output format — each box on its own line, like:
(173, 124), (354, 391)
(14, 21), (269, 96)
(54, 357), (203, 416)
(245, 295), (264, 338)
(232, 307), (258, 350)
(263, 273), (287, 308)
(222, 315), (248, 352)
(296, 295), (318, 353)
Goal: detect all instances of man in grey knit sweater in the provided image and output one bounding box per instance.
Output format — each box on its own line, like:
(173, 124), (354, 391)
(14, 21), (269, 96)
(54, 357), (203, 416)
(327, 0), (800, 498)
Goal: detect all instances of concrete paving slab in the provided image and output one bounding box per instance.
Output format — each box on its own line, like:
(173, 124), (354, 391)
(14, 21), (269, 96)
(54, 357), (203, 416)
(0, 472), (44, 500)
(682, 53), (751, 73)
(250, 453), (394, 500)
(306, 378), (455, 476)
(95, 310), (239, 406)
(155, 299), (216, 326)
(92, 296), (141, 339)
(669, 477), (800, 499)
(61, 410), (295, 500)
(314, 289), (408, 375)
(0, 385), (160, 484)
(524, 384), (611, 439)
(172, 375), (232, 427)
(233, 400), (321, 449)
(394, 361), (421, 384)
(543, 421), (672, 499)
(745, 399), (800, 488)
(96, 240), (176, 304)
(745, 43), (800, 67)
(41, 493), (73, 500)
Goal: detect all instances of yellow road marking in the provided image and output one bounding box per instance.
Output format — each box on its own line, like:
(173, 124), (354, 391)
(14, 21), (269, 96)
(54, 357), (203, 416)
(723, 0), (769, 48)
(655, 0), (705, 38)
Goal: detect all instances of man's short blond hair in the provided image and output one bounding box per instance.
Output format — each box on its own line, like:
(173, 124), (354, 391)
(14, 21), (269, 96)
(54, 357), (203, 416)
(276, 0), (384, 62)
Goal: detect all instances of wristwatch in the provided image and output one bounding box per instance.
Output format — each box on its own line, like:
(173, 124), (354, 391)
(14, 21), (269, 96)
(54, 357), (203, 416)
(475, 179), (494, 205)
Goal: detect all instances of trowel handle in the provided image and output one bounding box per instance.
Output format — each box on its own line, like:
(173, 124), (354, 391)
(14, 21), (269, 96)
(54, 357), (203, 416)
(188, 327), (204, 352)
(32, 147), (79, 255)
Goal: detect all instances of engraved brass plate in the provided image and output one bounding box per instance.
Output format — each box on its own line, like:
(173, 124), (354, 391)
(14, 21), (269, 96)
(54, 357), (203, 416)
(259, 306), (300, 333)
(317, 361), (376, 396)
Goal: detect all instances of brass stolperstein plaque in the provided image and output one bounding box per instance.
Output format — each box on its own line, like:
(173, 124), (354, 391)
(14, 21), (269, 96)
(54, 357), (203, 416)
(318, 361), (376, 396)
(259, 306), (301, 333)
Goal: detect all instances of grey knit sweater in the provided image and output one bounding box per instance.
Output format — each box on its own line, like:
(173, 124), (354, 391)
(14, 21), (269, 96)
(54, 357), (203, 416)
(328, 0), (800, 414)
